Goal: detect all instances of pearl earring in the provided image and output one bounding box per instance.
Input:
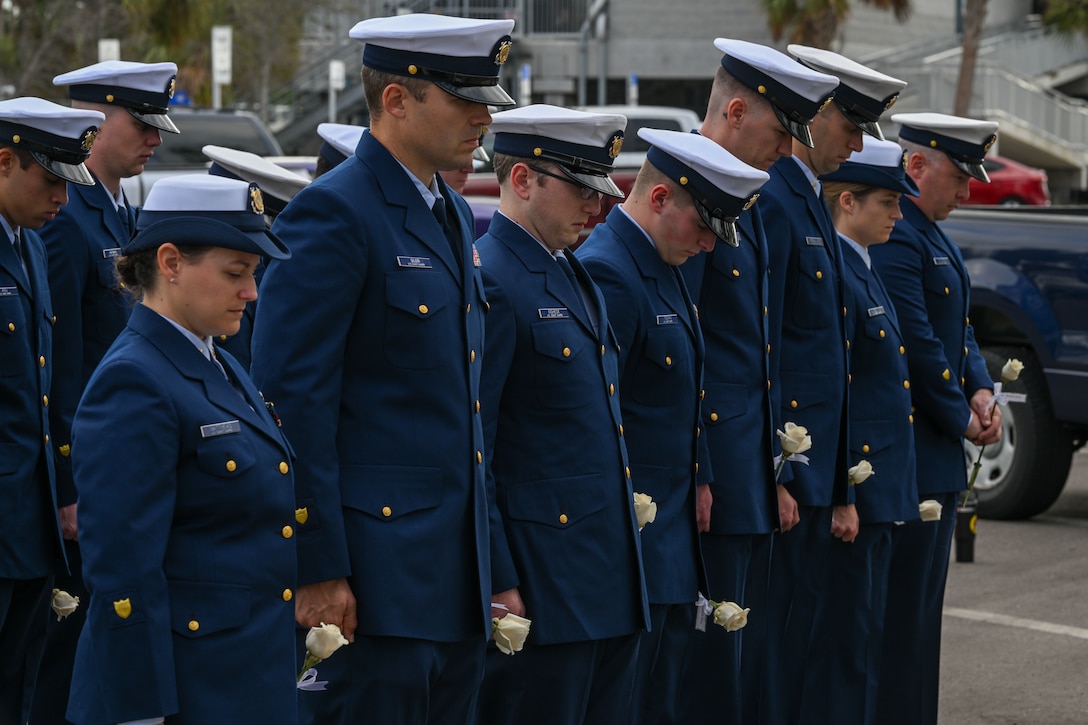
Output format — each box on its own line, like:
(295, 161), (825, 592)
(169, 277), (176, 283)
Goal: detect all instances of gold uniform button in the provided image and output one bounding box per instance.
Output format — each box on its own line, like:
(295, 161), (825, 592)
(961, 376), (966, 386)
(475, 400), (481, 413)
(862, 444), (871, 453)
(609, 383), (615, 396)
(848, 374), (852, 384)
(816, 270), (823, 280)
(899, 345), (906, 355)
(281, 526), (293, 539)
(562, 347), (571, 358)
(903, 380), (911, 390)
(39, 356), (45, 367)
(279, 461), (289, 474)
(219, 334), (228, 341)
(710, 412), (719, 422)
(466, 303), (471, 314)
(382, 506), (392, 517)
(942, 369), (951, 381)
(470, 349), (476, 362)
(766, 379), (772, 390)
(846, 340), (851, 351)
(282, 589), (293, 602)
(44, 434), (49, 444)
(843, 306), (848, 317)
(790, 400), (798, 409)
(879, 329), (886, 338)
(225, 460), (237, 472)
(600, 345), (606, 356)
(42, 395), (48, 406)
(618, 425), (624, 436)
(966, 316), (970, 325)
(732, 268), (740, 277)
(7, 322), (14, 332)
(763, 306), (768, 317)
(909, 414), (915, 424)
(700, 389), (706, 400)
(625, 466), (631, 479)
(477, 450), (483, 464)
(559, 513), (569, 524)
(696, 426), (702, 437)
(188, 620), (199, 632)
(52, 315), (56, 323)
(766, 344), (771, 355)
(694, 463), (699, 473)
(418, 304), (429, 315)
(964, 347), (969, 356)
(944, 286), (950, 295)
(665, 356), (672, 366)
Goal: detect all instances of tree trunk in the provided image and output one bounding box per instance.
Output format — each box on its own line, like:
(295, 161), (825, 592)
(954, 0), (988, 116)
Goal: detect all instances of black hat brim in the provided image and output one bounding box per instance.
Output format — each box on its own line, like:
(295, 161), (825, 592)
(128, 108), (180, 134)
(435, 81), (516, 107)
(774, 107), (814, 148)
(557, 166), (624, 199)
(128, 216), (290, 260)
(31, 152), (94, 186)
(951, 157), (989, 183)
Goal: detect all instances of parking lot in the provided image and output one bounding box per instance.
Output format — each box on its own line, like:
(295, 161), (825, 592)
(940, 449), (1088, 723)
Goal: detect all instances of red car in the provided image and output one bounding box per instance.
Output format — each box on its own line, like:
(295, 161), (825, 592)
(967, 154), (1050, 206)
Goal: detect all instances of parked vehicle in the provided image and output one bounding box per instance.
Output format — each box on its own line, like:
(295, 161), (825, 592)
(945, 206), (1088, 518)
(966, 154), (1050, 207)
(573, 105), (703, 168)
(121, 108), (283, 205)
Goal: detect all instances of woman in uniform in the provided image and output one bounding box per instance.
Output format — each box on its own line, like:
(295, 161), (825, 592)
(65, 174), (298, 725)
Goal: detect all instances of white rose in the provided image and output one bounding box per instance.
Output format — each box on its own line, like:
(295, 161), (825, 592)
(51, 588), (80, 621)
(777, 422), (812, 455)
(712, 601), (750, 632)
(305, 622), (349, 660)
(492, 613), (532, 655)
(633, 492), (658, 530)
(848, 460), (874, 485)
(918, 499), (943, 522)
(1001, 359), (1024, 383)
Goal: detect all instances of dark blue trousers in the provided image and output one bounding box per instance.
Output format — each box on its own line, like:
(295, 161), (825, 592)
(0, 575), (52, 725)
(760, 505), (833, 725)
(298, 633), (485, 725)
(30, 539), (85, 724)
(476, 633), (640, 725)
(875, 491), (957, 725)
(629, 603), (696, 724)
(801, 522), (895, 724)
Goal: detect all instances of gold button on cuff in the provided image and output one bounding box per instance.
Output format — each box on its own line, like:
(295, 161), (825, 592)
(710, 412), (720, 422)
(382, 506), (392, 517)
(225, 460), (237, 472)
(281, 526), (293, 539)
(942, 369), (951, 381)
(665, 356), (672, 365)
(282, 589), (293, 602)
(562, 347), (571, 358)
(39, 356), (45, 367)
(559, 513), (569, 524)
(279, 461), (289, 474)
(418, 304), (429, 315)
(188, 620), (199, 632)
(903, 380), (910, 390)
(862, 444), (871, 453)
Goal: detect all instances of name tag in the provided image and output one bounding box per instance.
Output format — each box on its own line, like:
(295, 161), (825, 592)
(538, 308), (571, 319)
(396, 255), (433, 269)
(867, 305), (886, 317)
(932, 256), (950, 266)
(200, 420), (241, 438)
(472, 244), (482, 268)
(102, 247), (122, 259)
(656, 314), (679, 325)
(805, 236), (825, 247)
(0, 286), (17, 297)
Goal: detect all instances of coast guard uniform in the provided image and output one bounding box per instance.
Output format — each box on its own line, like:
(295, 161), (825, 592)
(250, 14), (516, 725)
(759, 47), (906, 725)
(800, 138), (921, 724)
(475, 107), (649, 725)
(678, 40), (839, 725)
(0, 98), (102, 723)
(580, 128), (768, 724)
(67, 176), (297, 724)
(870, 113), (998, 725)
(35, 62), (179, 724)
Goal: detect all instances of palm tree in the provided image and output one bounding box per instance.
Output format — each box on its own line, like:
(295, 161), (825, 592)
(762, 0), (912, 49)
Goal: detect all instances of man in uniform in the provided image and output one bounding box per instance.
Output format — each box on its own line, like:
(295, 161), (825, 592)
(474, 105), (648, 725)
(249, 14), (515, 724)
(0, 97), (103, 723)
(870, 112), (1002, 725)
(678, 38), (838, 724)
(33, 62), (179, 725)
(757, 45), (906, 724)
(579, 128), (767, 724)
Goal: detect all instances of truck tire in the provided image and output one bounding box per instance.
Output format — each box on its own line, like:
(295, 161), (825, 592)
(965, 346), (1074, 519)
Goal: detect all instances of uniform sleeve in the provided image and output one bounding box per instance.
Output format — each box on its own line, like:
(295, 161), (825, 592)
(250, 184), (366, 585)
(478, 269), (519, 593)
(871, 233), (973, 441)
(72, 359), (180, 723)
(41, 212), (92, 506)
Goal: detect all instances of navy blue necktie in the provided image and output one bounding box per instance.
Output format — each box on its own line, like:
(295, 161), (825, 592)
(432, 198), (463, 271)
(556, 254), (597, 335)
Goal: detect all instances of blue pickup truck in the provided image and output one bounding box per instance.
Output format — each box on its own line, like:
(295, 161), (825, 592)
(945, 206), (1088, 519)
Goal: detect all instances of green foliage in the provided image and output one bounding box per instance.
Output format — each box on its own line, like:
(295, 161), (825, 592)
(1042, 0), (1088, 37)
(761, 0), (911, 47)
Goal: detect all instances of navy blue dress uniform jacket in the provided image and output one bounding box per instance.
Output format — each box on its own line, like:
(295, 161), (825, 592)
(40, 177), (135, 506)
(841, 244), (919, 522)
(66, 304), (297, 724)
(761, 157), (852, 506)
(477, 212), (650, 644)
(579, 207), (709, 604)
(250, 130), (493, 640)
(869, 198), (991, 495)
(680, 206), (782, 534)
(0, 228), (63, 578)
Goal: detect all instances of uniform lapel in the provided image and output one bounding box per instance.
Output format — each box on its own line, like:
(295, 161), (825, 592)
(0, 234), (30, 293)
(76, 178), (130, 249)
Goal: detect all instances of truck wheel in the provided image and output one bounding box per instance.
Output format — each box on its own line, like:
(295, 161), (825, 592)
(965, 346), (1074, 519)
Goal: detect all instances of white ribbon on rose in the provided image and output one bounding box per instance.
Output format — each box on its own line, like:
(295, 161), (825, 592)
(987, 381), (1027, 412)
(296, 669), (328, 691)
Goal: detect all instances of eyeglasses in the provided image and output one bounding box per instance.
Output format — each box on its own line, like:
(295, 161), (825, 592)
(527, 165), (602, 201)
